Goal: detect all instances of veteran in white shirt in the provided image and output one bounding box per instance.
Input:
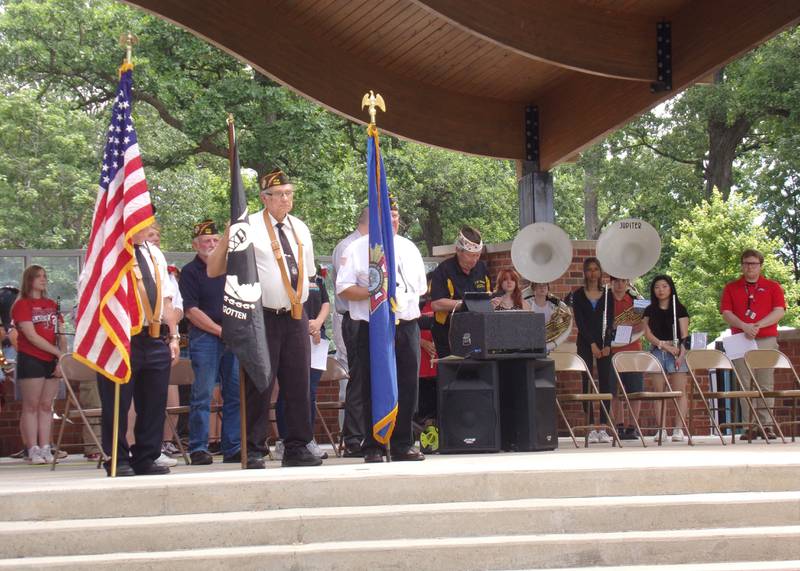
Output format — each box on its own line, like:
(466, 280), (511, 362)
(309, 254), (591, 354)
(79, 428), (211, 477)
(336, 202), (427, 464)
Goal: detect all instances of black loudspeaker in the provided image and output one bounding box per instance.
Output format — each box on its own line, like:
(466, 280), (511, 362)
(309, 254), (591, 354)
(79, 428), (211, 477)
(499, 358), (558, 452)
(437, 360), (501, 453)
(449, 311), (546, 359)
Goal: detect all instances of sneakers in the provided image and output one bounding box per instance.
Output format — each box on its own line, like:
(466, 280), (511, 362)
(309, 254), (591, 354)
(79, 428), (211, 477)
(273, 440), (285, 461)
(282, 446), (323, 467)
(26, 446), (46, 465)
(596, 430), (613, 443)
(39, 445), (57, 464)
(161, 441), (180, 456)
(653, 429), (669, 443)
(155, 453), (178, 468)
(671, 428), (685, 442)
(190, 450), (213, 465)
(587, 430), (600, 444)
(306, 439), (328, 460)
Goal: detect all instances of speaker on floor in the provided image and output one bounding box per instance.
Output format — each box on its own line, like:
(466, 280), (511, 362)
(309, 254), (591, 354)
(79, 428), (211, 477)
(437, 360), (500, 453)
(499, 358), (558, 452)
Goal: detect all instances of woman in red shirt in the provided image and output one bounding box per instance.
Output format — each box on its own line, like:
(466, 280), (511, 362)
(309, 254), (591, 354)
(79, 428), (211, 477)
(11, 265), (65, 465)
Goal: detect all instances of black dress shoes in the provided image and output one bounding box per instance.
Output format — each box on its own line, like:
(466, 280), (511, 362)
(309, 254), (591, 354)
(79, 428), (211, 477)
(390, 447), (425, 461)
(343, 442), (364, 458)
(104, 462), (135, 477)
(363, 449), (384, 463)
(135, 463), (171, 476)
(222, 450), (241, 463)
(246, 455), (266, 469)
(282, 446), (323, 467)
(190, 450), (214, 465)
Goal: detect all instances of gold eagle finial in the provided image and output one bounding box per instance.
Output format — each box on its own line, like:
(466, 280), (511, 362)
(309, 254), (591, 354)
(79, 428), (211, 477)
(361, 90), (386, 126)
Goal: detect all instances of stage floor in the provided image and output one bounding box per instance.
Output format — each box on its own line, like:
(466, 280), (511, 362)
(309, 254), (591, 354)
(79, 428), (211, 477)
(2, 435), (799, 490)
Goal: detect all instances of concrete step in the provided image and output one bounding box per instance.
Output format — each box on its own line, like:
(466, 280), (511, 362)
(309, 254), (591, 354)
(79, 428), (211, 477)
(544, 563), (800, 571)
(3, 459), (799, 522)
(1, 526), (799, 570)
(2, 491), (799, 559)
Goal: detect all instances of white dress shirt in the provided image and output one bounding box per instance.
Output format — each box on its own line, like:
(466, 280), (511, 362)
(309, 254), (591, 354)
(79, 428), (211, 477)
(331, 228), (363, 314)
(249, 209), (316, 310)
(336, 234), (427, 323)
(139, 241), (175, 322)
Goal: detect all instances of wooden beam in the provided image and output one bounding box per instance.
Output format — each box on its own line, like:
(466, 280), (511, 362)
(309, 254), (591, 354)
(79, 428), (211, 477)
(536, 0), (800, 169)
(411, 0), (653, 81)
(123, 0), (524, 160)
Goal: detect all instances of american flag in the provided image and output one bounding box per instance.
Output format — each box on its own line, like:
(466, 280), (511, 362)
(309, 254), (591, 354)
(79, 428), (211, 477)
(74, 65), (154, 383)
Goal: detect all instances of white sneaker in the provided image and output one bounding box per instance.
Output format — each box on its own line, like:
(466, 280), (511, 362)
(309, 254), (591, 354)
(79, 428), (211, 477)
(671, 428), (685, 442)
(653, 429), (669, 443)
(155, 453), (178, 468)
(161, 441), (180, 457)
(597, 430), (612, 443)
(27, 446), (46, 465)
(587, 430), (600, 444)
(39, 445), (57, 464)
(273, 440), (284, 460)
(306, 439), (329, 459)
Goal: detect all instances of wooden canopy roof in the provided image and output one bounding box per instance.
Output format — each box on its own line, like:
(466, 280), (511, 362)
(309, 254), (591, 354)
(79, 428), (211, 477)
(125, 0), (800, 169)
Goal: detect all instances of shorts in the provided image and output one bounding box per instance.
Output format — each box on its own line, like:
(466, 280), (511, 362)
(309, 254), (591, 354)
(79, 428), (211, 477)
(612, 371), (644, 395)
(651, 347), (688, 374)
(16, 352), (57, 379)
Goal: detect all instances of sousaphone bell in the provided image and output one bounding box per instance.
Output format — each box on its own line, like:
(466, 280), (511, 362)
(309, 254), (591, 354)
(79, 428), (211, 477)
(511, 222), (574, 348)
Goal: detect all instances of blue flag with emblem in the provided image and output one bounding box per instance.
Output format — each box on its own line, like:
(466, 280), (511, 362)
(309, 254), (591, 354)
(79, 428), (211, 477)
(366, 124), (398, 445)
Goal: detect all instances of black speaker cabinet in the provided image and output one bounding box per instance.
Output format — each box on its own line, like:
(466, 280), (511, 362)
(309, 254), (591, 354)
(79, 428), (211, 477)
(499, 358), (558, 452)
(437, 360), (501, 453)
(448, 311), (546, 359)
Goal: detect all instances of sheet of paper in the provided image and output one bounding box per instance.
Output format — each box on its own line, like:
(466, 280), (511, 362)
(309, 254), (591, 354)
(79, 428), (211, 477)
(722, 332), (758, 360)
(310, 336), (329, 371)
(613, 325), (632, 345)
(691, 332), (708, 350)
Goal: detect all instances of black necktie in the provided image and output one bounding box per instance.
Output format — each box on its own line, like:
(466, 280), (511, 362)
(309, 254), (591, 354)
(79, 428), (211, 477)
(134, 245), (157, 310)
(276, 222), (299, 290)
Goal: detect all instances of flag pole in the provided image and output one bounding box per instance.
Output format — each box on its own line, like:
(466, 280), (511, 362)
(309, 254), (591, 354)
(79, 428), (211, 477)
(109, 31), (139, 478)
(226, 113), (249, 470)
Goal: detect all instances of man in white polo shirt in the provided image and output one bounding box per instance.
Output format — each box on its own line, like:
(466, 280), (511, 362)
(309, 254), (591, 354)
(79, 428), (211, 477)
(336, 200), (428, 463)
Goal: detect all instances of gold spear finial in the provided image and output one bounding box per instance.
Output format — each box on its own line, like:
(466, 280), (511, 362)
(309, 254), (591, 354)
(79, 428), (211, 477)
(227, 113), (234, 126)
(118, 32), (139, 64)
(361, 90), (386, 126)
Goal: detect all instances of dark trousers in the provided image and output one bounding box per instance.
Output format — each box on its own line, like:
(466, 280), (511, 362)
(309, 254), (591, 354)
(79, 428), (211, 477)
(432, 322), (451, 360)
(245, 310), (311, 454)
(357, 319), (421, 452)
(98, 333), (171, 472)
(577, 341), (612, 425)
(341, 312), (364, 446)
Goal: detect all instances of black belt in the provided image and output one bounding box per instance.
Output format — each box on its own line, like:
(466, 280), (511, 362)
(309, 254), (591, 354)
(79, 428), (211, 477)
(398, 318), (418, 326)
(263, 307), (291, 316)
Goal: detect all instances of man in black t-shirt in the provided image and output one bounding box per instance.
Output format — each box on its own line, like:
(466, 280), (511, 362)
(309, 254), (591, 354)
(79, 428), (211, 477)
(429, 226), (491, 358)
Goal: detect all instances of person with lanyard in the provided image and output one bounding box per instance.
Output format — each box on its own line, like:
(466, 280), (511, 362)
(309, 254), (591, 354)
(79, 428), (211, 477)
(208, 168), (321, 468)
(96, 225), (179, 476)
(609, 276), (645, 440)
(642, 274), (690, 443)
(330, 206), (369, 457)
(180, 219), (241, 466)
(570, 257), (613, 444)
(274, 267), (331, 460)
(429, 225), (490, 358)
(11, 266), (65, 464)
(336, 198), (428, 463)
(721, 248), (786, 440)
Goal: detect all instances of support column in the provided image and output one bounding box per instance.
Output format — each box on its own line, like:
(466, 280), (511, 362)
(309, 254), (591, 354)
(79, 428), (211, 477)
(518, 105), (554, 227)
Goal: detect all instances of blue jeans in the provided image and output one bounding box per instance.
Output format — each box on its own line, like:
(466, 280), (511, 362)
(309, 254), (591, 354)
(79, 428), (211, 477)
(188, 330), (240, 456)
(276, 367), (322, 440)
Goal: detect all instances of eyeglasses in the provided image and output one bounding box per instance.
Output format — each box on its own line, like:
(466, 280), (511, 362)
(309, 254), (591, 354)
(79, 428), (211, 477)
(267, 190), (294, 199)
(742, 261), (762, 267)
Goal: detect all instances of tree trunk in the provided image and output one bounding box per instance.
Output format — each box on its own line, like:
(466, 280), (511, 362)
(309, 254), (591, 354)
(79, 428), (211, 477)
(705, 114), (750, 201)
(418, 196), (443, 256)
(583, 165), (600, 240)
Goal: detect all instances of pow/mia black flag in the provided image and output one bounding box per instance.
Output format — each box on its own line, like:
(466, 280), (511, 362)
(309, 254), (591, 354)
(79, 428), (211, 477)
(222, 117), (271, 392)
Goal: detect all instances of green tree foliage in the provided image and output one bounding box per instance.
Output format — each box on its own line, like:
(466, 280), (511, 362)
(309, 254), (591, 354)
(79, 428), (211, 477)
(669, 190), (800, 340)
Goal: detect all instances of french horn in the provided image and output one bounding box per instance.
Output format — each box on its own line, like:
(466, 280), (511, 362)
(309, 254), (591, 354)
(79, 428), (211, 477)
(596, 219), (661, 347)
(511, 222), (574, 348)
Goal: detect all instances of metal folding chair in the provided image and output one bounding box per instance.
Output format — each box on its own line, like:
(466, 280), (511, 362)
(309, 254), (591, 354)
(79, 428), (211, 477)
(553, 352), (621, 448)
(163, 358), (195, 464)
(744, 349), (800, 442)
(314, 356), (348, 458)
(612, 351), (692, 447)
(51, 354), (108, 470)
(684, 349), (770, 445)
